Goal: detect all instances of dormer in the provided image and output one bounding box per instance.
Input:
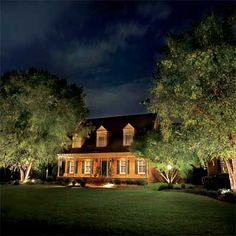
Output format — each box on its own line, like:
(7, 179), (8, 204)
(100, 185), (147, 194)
(72, 133), (85, 148)
(96, 125), (108, 147)
(123, 123), (135, 146)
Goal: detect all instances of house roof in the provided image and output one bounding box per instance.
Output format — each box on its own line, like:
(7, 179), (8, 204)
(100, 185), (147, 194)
(64, 113), (156, 153)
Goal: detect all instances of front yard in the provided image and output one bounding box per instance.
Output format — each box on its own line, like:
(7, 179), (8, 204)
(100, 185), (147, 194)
(1, 185), (235, 235)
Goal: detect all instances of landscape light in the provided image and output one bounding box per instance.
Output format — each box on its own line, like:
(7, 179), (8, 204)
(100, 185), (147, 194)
(167, 164), (172, 170)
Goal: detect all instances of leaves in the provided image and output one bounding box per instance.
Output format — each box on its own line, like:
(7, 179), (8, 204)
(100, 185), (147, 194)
(0, 68), (87, 170)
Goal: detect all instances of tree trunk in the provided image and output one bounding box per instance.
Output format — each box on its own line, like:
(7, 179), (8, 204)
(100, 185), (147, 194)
(224, 158), (236, 192)
(20, 168), (25, 182)
(23, 163), (32, 183)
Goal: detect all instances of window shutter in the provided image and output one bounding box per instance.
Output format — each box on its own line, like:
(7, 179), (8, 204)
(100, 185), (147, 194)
(117, 160), (120, 174)
(82, 161), (85, 174)
(127, 160), (130, 174)
(67, 161), (70, 173)
(135, 160), (138, 174)
(144, 161), (146, 174)
(91, 161), (94, 174)
(75, 161), (78, 174)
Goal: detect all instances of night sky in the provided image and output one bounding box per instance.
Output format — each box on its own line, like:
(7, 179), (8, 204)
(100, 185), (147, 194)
(1, 1), (234, 118)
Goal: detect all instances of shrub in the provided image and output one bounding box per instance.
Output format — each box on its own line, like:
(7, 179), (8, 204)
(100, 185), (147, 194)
(202, 174), (230, 190)
(158, 184), (169, 191)
(181, 183), (186, 189)
(46, 176), (54, 182)
(106, 178), (113, 184)
(12, 180), (20, 185)
(137, 179), (146, 186)
(114, 178), (121, 185)
(79, 178), (86, 187)
(71, 178), (77, 186)
(219, 192), (236, 203)
(173, 185), (181, 190)
(186, 184), (194, 189)
(126, 179), (134, 185)
(158, 183), (173, 190)
(167, 183), (173, 189)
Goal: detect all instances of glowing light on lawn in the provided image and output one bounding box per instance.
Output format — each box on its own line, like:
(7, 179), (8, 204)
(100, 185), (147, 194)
(103, 183), (114, 188)
(167, 164), (172, 170)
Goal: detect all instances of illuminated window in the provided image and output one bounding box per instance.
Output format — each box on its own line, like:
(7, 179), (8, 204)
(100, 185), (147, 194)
(69, 161), (75, 174)
(123, 123), (135, 146)
(96, 126), (108, 147)
(124, 134), (133, 146)
(138, 160), (146, 174)
(120, 160), (126, 174)
(84, 160), (92, 174)
(98, 135), (106, 147)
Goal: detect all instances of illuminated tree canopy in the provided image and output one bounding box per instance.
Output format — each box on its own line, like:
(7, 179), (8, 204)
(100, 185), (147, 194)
(0, 68), (88, 182)
(133, 13), (236, 189)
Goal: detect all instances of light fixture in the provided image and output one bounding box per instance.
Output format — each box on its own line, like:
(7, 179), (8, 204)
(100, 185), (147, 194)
(167, 164), (172, 170)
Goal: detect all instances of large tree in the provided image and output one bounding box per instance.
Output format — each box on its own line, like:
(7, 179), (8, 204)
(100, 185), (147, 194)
(0, 68), (87, 182)
(147, 13), (236, 190)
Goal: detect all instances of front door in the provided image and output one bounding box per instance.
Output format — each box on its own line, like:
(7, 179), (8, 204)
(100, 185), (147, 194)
(101, 161), (107, 176)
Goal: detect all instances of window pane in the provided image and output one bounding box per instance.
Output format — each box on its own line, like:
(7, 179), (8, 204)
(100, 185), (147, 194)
(98, 136), (106, 146)
(125, 134), (133, 146)
(69, 161), (75, 173)
(85, 161), (91, 173)
(138, 160), (146, 173)
(120, 160), (126, 173)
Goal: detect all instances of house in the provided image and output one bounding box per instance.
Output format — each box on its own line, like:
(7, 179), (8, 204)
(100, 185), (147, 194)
(57, 113), (157, 182)
(57, 113), (224, 184)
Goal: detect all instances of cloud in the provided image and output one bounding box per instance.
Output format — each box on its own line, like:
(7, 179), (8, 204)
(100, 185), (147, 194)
(85, 78), (150, 118)
(1, 1), (70, 51)
(51, 22), (147, 72)
(137, 2), (172, 21)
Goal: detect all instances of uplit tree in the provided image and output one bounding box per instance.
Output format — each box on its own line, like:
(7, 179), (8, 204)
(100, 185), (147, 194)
(148, 13), (236, 190)
(131, 129), (199, 184)
(0, 68), (88, 182)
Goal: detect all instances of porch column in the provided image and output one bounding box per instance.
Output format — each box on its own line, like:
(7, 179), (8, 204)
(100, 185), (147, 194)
(57, 159), (60, 177)
(106, 158), (108, 177)
(64, 161), (68, 177)
(100, 158), (102, 176)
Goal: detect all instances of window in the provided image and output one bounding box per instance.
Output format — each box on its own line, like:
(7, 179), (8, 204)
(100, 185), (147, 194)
(69, 161), (75, 174)
(96, 126), (108, 147)
(138, 160), (146, 174)
(84, 160), (92, 174)
(98, 135), (106, 147)
(120, 160), (126, 174)
(123, 123), (135, 146)
(124, 134), (133, 146)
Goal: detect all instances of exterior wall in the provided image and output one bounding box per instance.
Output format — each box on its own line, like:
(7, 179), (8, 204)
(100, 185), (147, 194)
(58, 152), (153, 181)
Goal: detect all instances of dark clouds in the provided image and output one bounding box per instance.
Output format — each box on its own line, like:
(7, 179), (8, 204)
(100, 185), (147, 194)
(1, 1), (233, 117)
(1, 1), (70, 54)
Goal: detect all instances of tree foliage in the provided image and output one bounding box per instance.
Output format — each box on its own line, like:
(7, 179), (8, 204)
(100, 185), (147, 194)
(147, 12), (236, 190)
(131, 13), (236, 188)
(0, 68), (87, 181)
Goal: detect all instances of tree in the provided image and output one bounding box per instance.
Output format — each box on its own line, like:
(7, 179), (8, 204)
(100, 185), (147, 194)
(0, 68), (88, 182)
(131, 128), (199, 184)
(148, 13), (236, 190)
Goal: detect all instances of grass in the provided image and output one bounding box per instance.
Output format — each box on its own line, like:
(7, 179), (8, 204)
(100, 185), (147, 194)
(1, 185), (235, 235)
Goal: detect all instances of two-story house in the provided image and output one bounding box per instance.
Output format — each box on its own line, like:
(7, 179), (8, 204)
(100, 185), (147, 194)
(57, 113), (157, 182)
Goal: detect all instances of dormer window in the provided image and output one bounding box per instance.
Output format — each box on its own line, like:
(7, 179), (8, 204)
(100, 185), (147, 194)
(96, 126), (108, 147)
(72, 133), (86, 148)
(124, 134), (133, 146)
(123, 123), (135, 146)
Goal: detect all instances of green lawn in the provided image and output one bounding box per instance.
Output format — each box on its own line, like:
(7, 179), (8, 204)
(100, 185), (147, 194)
(1, 185), (235, 235)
